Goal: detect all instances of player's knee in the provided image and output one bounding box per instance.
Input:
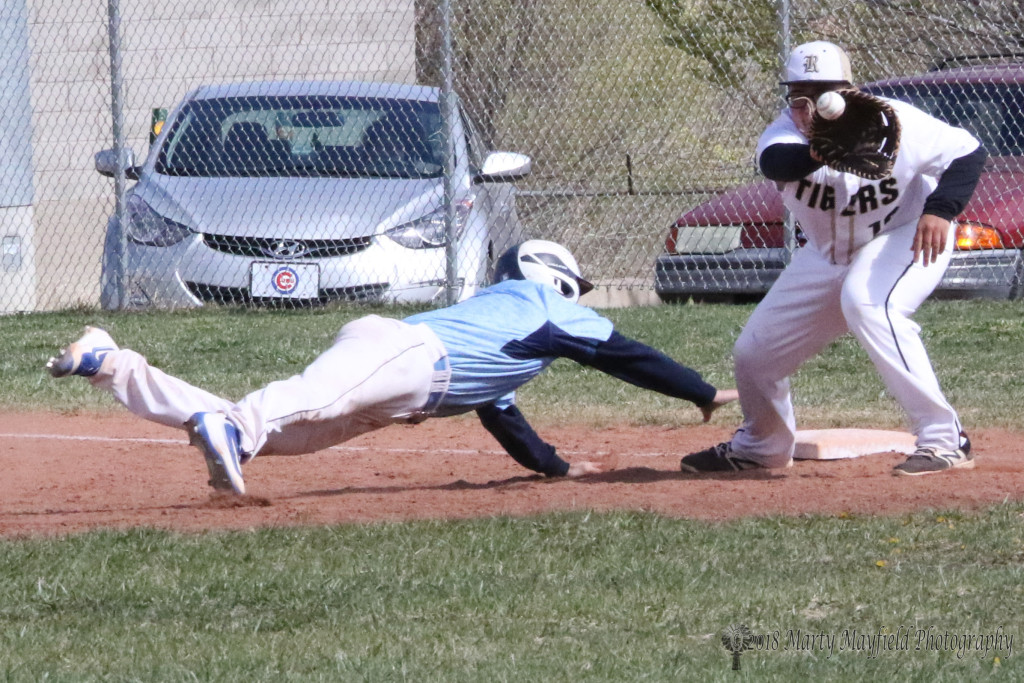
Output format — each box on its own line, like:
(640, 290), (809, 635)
(841, 295), (894, 339)
(840, 286), (875, 325)
(733, 331), (761, 372)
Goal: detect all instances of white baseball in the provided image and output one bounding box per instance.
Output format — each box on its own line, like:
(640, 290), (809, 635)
(816, 91), (846, 120)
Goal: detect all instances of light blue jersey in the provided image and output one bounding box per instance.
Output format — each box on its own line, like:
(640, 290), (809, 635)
(404, 280), (614, 414)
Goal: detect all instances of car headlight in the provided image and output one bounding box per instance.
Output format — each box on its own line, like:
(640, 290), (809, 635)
(125, 194), (192, 246)
(385, 198), (473, 249)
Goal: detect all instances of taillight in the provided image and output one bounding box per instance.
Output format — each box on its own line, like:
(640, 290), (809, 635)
(665, 226), (680, 253)
(955, 222), (1003, 250)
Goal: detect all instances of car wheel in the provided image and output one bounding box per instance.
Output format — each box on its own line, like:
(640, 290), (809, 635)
(99, 219), (123, 311)
(1009, 251), (1024, 300)
(483, 240), (497, 284)
(684, 293), (764, 305)
(691, 294), (738, 304)
(655, 292), (691, 304)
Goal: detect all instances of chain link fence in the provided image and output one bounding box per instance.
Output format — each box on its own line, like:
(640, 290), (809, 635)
(2, 0), (1022, 313)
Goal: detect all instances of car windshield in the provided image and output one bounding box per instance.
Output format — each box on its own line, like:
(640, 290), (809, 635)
(154, 95), (445, 179)
(865, 81), (1024, 156)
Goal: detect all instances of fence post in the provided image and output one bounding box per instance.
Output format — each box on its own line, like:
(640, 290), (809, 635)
(105, 0), (127, 309)
(777, 0), (797, 261)
(440, 0), (459, 306)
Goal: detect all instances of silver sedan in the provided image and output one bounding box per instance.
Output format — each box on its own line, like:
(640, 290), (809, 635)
(95, 80), (531, 309)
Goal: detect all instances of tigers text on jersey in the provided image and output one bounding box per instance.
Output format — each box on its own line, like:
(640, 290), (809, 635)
(756, 97), (980, 265)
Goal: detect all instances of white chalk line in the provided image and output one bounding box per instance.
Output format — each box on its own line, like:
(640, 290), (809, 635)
(0, 432), (671, 459)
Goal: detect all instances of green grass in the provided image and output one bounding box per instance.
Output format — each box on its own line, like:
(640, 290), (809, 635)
(4, 300), (1024, 679)
(8, 299), (1023, 430)
(1, 509), (1021, 680)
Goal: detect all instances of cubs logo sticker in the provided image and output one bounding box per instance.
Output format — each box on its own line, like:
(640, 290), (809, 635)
(271, 266), (299, 294)
(251, 261), (318, 298)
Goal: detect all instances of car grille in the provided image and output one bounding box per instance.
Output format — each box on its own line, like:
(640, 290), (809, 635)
(202, 233), (374, 259)
(184, 282), (389, 307)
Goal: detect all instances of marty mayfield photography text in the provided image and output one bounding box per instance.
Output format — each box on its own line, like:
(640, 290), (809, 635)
(748, 626), (1013, 659)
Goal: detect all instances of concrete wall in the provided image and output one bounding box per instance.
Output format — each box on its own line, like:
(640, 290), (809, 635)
(1, 0), (37, 312)
(20, 0), (415, 310)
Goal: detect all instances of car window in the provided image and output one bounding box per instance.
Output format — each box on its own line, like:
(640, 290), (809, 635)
(154, 95), (446, 179)
(865, 81), (1024, 156)
(460, 109), (488, 174)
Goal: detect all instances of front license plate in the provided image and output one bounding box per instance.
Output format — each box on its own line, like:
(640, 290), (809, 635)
(250, 262), (320, 298)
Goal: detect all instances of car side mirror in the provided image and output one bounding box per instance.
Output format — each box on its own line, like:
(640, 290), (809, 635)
(475, 151), (532, 183)
(95, 148), (140, 181)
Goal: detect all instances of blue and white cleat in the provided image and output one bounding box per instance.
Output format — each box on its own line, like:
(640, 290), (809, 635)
(46, 326), (119, 378)
(187, 412), (246, 495)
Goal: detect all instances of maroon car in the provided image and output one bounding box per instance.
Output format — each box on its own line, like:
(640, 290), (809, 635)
(655, 61), (1024, 302)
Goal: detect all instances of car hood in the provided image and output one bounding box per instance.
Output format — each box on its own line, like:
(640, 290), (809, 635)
(136, 175), (445, 238)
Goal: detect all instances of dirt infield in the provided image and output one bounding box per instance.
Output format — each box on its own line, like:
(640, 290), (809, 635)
(3, 411), (1023, 537)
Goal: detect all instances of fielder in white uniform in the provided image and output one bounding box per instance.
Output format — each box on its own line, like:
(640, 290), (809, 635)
(48, 240), (737, 495)
(680, 41), (987, 477)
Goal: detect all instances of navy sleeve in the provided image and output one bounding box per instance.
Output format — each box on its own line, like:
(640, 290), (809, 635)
(922, 146), (987, 220)
(505, 325), (718, 407)
(476, 403), (570, 477)
(568, 331), (718, 406)
(759, 143), (824, 182)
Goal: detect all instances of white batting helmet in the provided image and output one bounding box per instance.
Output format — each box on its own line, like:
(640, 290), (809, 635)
(492, 240), (594, 304)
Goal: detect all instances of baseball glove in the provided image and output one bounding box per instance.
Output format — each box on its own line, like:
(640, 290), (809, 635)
(808, 89), (901, 180)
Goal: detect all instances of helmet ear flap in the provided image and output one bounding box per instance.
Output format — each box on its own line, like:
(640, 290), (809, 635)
(491, 246), (521, 284)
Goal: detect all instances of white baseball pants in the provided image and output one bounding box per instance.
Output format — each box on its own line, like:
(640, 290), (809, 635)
(731, 219), (961, 466)
(89, 315), (449, 458)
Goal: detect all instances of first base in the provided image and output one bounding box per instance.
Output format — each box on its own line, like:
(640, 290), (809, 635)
(793, 429), (916, 460)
